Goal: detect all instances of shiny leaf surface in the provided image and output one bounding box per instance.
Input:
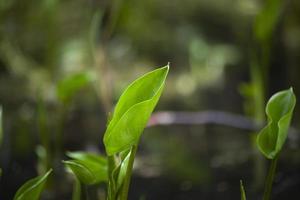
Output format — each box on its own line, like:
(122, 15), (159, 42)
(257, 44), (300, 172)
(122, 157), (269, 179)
(103, 65), (169, 155)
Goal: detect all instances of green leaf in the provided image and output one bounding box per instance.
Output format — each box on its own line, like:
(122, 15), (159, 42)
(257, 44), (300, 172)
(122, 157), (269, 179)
(13, 169), (52, 200)
(254, 0), (282, 42)
(63, 152), (108, 185)
(57, 72), (93, 104)
(240, 180), (247, 200)
(72, 178), (81, 200)
(103, 65), (169, 155)
(257, 88), (296, 159)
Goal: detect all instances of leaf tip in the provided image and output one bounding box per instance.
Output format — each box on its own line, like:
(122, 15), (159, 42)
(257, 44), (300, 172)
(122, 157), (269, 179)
(43, 168), (53, 180)
(46, 168), (53, 175)
(159, 64), (170, 76)
(287, 87), (295, 96)
(166, 62), (170, 68)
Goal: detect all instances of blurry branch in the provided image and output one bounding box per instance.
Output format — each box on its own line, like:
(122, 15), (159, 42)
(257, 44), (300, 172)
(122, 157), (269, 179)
(250, 0), (287, 190)
(148, 110), (257, 130)
(148, 110), (299, 137)
(0, 41), (39, 75)
(91, 0), (124, 114)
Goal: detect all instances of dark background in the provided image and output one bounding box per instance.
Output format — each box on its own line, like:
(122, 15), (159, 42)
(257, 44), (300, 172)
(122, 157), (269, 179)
(1, 0), (300, 199)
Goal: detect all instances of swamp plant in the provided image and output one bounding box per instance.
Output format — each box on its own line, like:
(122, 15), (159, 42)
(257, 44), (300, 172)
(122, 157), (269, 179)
(257, 88), (296, 200)
(64, 65), (169, 200)
(241, 88), (296, 200)
(7, 65), (168, 200)
(5, 69), (298, 200)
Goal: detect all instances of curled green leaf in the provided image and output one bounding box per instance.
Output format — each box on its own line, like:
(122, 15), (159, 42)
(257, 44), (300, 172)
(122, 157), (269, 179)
(103, 65), (169, 155)
(13, 169), (52, 200)
(257, 88), (296, 159)
(63, 152), (108, 185)
(116, 149), (131, 190)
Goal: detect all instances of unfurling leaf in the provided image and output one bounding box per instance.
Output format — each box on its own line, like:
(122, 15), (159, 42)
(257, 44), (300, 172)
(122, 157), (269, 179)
(116, 149), (131, 190)
(257, 88), (296, 159)
(63, 152), (108, 185)
(13, 169), (52, 200)
(103, 65), (169, 155)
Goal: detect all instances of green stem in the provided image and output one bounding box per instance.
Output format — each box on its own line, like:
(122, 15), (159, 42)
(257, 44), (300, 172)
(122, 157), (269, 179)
(119, 146), (137, 200)
(72, 178), (81, 200)
(250, 51), (267, 191)
(107, 155), (117, 200)
(263, 156), (278, 200)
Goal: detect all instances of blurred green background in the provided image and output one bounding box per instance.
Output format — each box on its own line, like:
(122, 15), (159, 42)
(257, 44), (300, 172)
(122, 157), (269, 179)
(1, 0), (300, 199)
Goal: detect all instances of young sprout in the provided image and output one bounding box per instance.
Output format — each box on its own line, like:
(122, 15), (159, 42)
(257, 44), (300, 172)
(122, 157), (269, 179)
(62, 65), (169, 200)
(104, 64), (169, 200)
(256, 88), (296, 200)
(257, 88), (296, 159)
(103, 65), (169, 155)
(13, 169), (52, 200)
(63, 152), (108, 200)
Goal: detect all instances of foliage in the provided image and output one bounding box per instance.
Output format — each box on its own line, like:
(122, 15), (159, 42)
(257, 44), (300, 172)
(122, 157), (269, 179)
(63, 151), (108, 185)
(240, 88), (297, 200)
(254, 88), (296, 200)
(62, 65), (169, 200)
(256, 88), (296, 159)
(13, 169), (52, 200)
(103, 65), (169, 155)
